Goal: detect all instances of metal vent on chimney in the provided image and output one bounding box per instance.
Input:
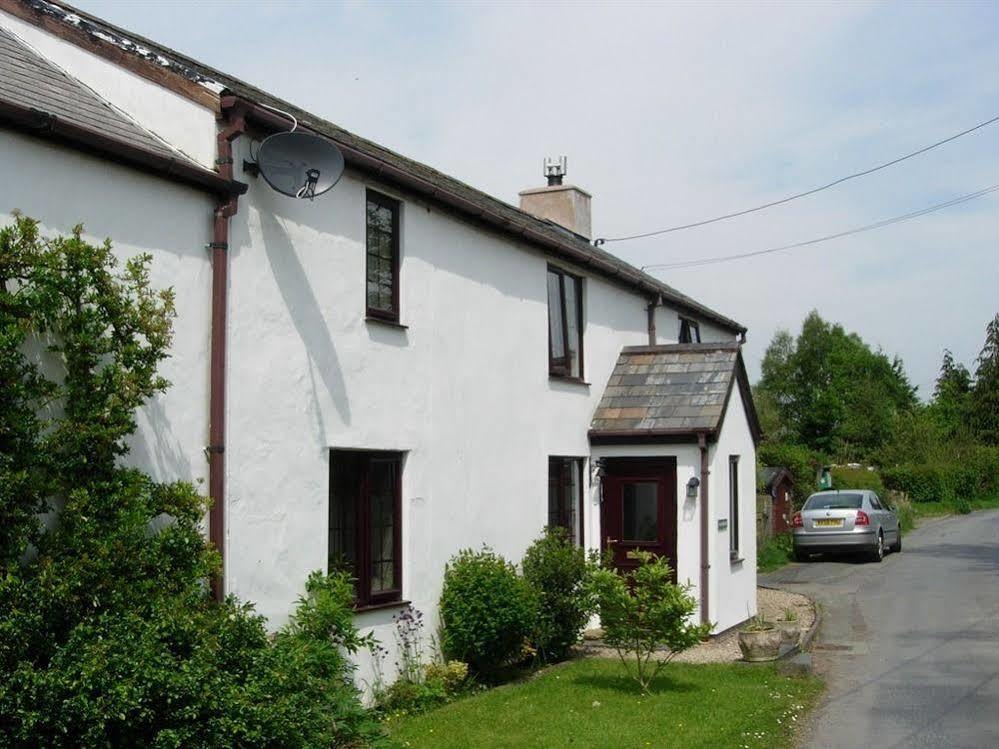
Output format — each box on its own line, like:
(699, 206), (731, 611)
(544, 156), (567, 186)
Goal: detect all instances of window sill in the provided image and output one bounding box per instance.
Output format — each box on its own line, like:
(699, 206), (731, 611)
(730, 555), (744, 566)
(354, 599), (410, 614)
(549, 375), (590, 387)
(365, 316), (408, 330)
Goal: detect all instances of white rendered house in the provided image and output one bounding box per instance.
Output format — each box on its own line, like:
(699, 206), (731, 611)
(0, 0), (760, 685)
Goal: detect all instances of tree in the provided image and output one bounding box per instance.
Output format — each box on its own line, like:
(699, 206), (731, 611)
(0, 216), (381, 747)
(927, 349), (973, 438)
(756, 310), (917, 459)
(585, 552), (709, 694)
(971, 314), (999, 444)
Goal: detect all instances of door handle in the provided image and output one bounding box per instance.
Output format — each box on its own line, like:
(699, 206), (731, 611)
(606, 536), (618, 546)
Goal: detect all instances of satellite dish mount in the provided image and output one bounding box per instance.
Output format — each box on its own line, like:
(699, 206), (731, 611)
(243, 111), (345, 200)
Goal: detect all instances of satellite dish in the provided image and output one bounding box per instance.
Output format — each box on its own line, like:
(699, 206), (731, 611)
(255, 131), (345, 200)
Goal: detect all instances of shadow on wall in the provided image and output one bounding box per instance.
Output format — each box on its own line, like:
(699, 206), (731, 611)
(127, 395), (195, 483)
(257, 210), (351, 427)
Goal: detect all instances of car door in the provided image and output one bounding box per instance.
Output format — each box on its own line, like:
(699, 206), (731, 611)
(871, 492), (897, 540)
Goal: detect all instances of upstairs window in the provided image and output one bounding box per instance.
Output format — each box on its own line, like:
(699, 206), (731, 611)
(547, 266), (584, 379)
(729, 455), (740, 560)
(548, 457), (584, 546)
(329, 450), (403, 607)
(679, 317), (700, 343)
(366, 190), (400, 321)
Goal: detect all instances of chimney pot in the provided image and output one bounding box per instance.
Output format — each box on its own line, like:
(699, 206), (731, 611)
(520, 156), (592, 239)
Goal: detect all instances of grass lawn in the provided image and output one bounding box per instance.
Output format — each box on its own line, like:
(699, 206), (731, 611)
(914, 495), (999, 519)
(386, 658), (823, 749)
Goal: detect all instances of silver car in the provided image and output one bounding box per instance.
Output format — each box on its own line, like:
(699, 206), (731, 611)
(792, 489), (900, 562)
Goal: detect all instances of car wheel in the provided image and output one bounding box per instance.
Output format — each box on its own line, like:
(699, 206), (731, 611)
(890, 532), (901, 553)
(869, 531), (884, 563)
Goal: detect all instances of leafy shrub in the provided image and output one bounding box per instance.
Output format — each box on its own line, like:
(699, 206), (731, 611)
(954, 496), (972, 515)
(439, 548), (536, 677)
(758, 442), (822, 502)
(424, 660), (470, 695)
(757, 533), (793, 573)
(831, 466), (884, 492)
(521, 527), (594, 662)
(0, 218), (382, 748)
(882, 464), (951, 503)
(585, 552), (709, 694)
(891, 494), (916, 533)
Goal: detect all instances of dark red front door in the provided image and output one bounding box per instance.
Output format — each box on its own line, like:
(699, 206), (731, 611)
(600, 458), (677, 579)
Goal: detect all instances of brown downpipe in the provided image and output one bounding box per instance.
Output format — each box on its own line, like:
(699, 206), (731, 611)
(208, 106), (247, 600)
(698, 432), (710, 626)
(646, 299), (657, 345)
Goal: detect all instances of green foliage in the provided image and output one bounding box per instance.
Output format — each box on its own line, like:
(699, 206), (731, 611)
(376, 660), (470, 718)
(971, 314), (999, 444)
(521, 527), (594, 663)
(830, 466), (884, 492)
(756, 533), (793, 573)
(757, 441), (820, 502)
(892, 495), (916, 533)
(439, 548), (536, 677)
(954, 496), (972, 515)
(0, 217), (381, 747)
(585, 551), (710, 694)
(881, 446), (999, 505)
(927, 350), (973, 439)
(758, 311), (916, 459)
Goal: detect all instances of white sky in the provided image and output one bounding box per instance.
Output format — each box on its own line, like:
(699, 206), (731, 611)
(76, 0), (999, 398)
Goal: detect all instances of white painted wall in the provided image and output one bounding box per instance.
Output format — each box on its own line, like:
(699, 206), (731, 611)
(0, 12), (218, 169)
(0, 129), (214, 487)
(707, 384), (758, 632)
(654, 304), (737, 345)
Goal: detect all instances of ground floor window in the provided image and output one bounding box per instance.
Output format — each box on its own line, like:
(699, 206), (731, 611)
(548, 456), (585, 546)
(329, 449), (403, 606)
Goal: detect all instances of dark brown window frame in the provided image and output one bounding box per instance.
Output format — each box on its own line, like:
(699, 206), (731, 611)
(548, 456), (585, 546)
(679, 317), (701, 344)
(329, 449), (404, 608)
(729, 455), (740, 560)
(547, 265), (584, 380)
(365, 189), (401, 323)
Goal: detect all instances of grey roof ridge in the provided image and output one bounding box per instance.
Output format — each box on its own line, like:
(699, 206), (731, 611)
(0, 20), (208, 173)
(39, 0), (745, 333)
(621, 341), (743, 354)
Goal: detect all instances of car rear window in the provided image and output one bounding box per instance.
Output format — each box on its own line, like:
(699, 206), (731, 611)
(804, 493), (863, 510)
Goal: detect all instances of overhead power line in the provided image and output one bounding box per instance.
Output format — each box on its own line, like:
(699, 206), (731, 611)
(594, 113), (999, 245)
(640, 182), (999, 272)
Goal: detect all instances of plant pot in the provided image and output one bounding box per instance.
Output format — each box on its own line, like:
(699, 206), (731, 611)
(777, 620), (799, 645)
(738, 627), (782, 662)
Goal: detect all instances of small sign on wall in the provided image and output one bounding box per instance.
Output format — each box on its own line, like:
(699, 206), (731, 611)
(717, 518), (728, 531)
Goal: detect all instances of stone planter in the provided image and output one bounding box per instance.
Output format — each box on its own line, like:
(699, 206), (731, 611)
(777, 620), (800, 645)
(738, 626), (782, 662)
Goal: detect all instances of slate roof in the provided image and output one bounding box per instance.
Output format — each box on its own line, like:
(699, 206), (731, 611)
(761, 466), (793, 491)
(590, 342), (760, 441)
(3, 0), (746, 335)
(0, 24), (204, 170)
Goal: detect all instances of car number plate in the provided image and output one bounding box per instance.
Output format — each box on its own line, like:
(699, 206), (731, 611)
(814, 518), (844, 527)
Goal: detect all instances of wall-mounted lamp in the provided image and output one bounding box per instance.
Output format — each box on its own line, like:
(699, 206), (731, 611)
(686, 476), (701, 499)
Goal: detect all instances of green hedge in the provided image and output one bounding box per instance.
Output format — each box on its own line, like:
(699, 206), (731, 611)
(830, 467), (884, 492)
(881, 446), (999, 503)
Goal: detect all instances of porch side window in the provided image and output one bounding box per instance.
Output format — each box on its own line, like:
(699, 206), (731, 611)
(547, 266), (583, 379)
(729, 455), (740, 559)
(548, 456), (584, 546)
(329, 450), (403, 606)
(679, 317), (700, 343)
(366, 190), (401, 321)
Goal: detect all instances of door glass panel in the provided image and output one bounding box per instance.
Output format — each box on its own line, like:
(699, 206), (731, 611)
(622, 481), (659, 542)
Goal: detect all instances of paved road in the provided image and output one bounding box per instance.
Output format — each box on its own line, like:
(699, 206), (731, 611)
(761, 510), (999, 749)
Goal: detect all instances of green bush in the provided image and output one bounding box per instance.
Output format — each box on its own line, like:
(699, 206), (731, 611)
(954, 496), (972, 515)
(757, 533), (793, 573)
(439, 548), (536, 677)
(585, 552), (709, 694)
(521, 527), (594, 663)
(831, 466), (884, 492)
(882, 464), (951, 503)
(757, 442), (822, 503)
(892, 495), (916, 533)
(0, 218), (382, 748)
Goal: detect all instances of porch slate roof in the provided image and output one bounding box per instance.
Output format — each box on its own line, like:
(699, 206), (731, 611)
(590, 342), (760, 440)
